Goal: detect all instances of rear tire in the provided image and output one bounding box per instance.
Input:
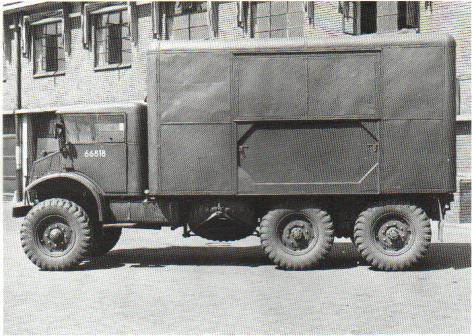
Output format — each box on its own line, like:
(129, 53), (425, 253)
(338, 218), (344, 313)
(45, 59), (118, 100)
(353, 202), (432, 271)
(260, 206), (334, 270)
(20, 198), (92, 271)
(89, 228), (122, 257)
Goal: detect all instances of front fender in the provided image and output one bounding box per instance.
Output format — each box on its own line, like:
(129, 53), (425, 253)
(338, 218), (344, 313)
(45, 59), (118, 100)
(25, 172), (106, 222)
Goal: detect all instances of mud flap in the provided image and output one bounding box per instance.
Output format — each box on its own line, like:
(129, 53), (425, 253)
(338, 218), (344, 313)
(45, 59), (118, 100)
(438, 198), (444, 242)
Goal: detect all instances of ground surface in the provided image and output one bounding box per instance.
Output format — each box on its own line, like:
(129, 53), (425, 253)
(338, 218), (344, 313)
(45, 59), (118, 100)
(2, 201), (471, 335)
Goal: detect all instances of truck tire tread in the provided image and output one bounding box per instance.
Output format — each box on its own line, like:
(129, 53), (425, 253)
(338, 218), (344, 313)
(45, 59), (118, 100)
(20, 198), (92, 271)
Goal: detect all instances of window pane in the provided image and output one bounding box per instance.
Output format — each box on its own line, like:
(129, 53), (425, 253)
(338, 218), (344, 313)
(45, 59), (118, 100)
(57, 58), (65, 72)
(108, 12), (120, 25)
(171, 28), (190, 40)
(255, 31), (270, 39)
(46, 23), (56, 35)
(288, 27), (304, 37)
(122, 9), (129, 23)
(108, 24), (122, 64)
(96, 28), (106, 43)
(34, 38), (42, 63)
(256, 2), (270, 17)
(190, 11), (207, 26)
(173, 14), (190, 29)
(122, 50), (132, 64)
(256, 17), (270, 32)
(271, 15), (287, 31)
(95, 115), (125, 142)
(45, 35), (58, 71)
(122, 37), (131, 52)
(287, 12), (304, 28)
(100, 14), (108, 27)
(121, 25), (130, 38)
(271, 1), (288, 15)
(64, 115), (93, 143)
(288, 1), (303, 13)
(96, 39), (107, 54)
(96, 52), (107, 67)
(190, 26), (209, 40)
(270, 29), (287, 38)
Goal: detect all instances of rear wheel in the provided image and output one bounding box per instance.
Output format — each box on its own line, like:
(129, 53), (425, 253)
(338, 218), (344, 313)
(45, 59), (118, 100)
(353, 202), (432, 270)
(260, 206), (334, 270)
(20, 198), (92, 271)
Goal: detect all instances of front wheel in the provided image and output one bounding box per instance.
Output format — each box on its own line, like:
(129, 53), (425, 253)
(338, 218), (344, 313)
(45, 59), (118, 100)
(260, 207), (334, 270)
(89, 228), (122, 257)
(353, 202), (432, 271)
(20, 198), (92, 271)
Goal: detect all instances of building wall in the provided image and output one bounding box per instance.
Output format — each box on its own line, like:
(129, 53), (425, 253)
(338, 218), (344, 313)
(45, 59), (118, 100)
(3, 1), (471, 114)
(420, 1), (471, 115)
(19, 4), (153, 109)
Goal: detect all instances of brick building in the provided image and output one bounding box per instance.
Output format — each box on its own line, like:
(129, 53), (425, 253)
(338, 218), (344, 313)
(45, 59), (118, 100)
(2, 1), (471, 222)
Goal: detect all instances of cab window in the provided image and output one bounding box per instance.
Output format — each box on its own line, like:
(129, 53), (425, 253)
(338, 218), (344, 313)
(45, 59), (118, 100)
(63, 114), (125, 143)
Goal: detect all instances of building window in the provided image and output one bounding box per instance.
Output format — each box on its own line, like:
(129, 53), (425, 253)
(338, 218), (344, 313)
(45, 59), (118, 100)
(252, 1), (304, 38)
(398, 1), (419, 30)
(167, 2), (209, 40)
(95, 10), (131, 67)
(33, 21), (65, 74)
(340, 1), (376, 35)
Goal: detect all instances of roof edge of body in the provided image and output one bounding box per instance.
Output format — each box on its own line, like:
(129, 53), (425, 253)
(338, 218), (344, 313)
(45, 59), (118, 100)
(148, 32), (455, 53)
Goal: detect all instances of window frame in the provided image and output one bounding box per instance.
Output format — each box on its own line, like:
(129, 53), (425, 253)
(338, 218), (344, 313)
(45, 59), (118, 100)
(166, 2), (210, 40)
(32, 19), (65, 77)
(93, 9), (132, 71)
(251, 1), (305, 39)
(62, 113), (127, 145)
(398, 1), (420, 31)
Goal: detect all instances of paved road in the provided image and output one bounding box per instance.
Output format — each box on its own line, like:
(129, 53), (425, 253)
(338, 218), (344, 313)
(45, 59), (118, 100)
(2, 202), (470, 335)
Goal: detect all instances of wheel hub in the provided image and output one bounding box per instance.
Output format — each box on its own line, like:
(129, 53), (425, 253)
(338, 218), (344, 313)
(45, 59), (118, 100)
(386, 227), (400, 240)
(375, 217), (412, 254)
(39, 221), (73, 253)
(280, 217), (317, 253)
(48, 228), (64, 243)
(290, 227), (304, 240)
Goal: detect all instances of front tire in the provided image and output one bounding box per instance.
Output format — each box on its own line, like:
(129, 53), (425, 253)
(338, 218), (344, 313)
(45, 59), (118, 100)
(20, 198), (92, 271)
(353, 202), (432, 271)
(260, 206), (334, 270)
(89, 228), (122, 257)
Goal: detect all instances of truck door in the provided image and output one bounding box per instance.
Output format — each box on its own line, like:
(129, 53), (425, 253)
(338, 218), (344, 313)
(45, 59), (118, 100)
(234, 52), (380, 194)
(62, 113), (127, 193)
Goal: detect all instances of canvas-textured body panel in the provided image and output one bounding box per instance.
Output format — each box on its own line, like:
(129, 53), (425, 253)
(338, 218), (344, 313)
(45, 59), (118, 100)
(160, 124), (233, 193)
(160, 52), (232, 123)
(381, 120), (451, 192)
(307, 53), (379, 118)
(236, 55), (307, 118)
(147, 34), (456, 196)
(237, 121), (379, 194)
(383, 47), (445, 120)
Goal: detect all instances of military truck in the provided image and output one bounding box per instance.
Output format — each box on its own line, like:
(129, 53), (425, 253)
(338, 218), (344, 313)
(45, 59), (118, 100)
(13, 33), (456, 271)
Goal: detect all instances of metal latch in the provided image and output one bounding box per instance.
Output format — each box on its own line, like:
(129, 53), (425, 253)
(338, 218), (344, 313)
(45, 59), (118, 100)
(238, 145), (249, 158)
(367, 143), (379, 152)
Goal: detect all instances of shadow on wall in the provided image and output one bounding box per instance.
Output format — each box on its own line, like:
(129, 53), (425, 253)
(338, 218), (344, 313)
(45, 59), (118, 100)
(70, 242), (471, 272)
